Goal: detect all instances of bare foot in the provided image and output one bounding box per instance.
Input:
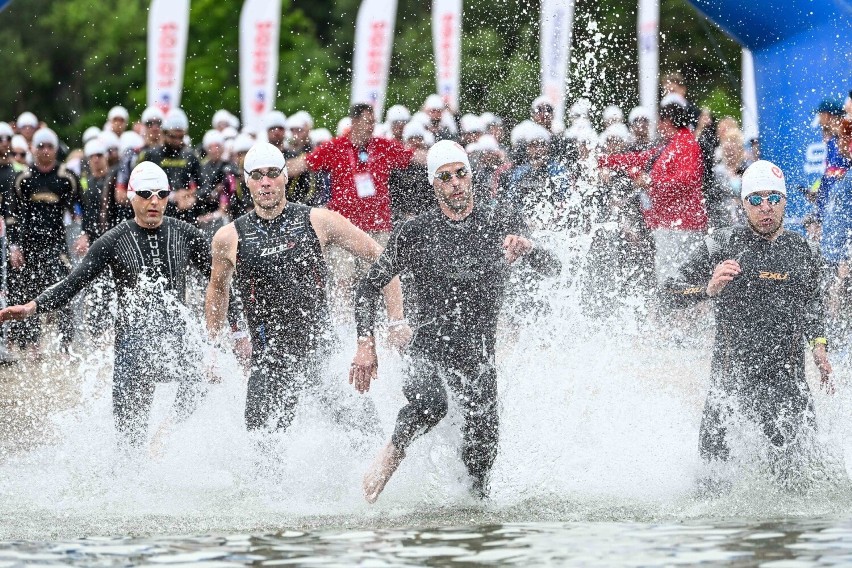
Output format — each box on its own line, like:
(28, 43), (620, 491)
(363, 442), (405, 503)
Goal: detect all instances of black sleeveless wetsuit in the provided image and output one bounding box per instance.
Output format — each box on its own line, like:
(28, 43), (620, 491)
(354, 201), (561, 495)
(35, 217), (216, 446)
(233, 203), (334, 431)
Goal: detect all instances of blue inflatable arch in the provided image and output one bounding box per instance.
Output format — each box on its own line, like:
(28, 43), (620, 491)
(685, 0), (852, 227)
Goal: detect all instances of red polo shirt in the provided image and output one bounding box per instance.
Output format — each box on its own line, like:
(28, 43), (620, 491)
(306, 136), (414, 232)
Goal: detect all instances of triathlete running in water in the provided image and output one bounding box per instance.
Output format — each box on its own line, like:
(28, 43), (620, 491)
(0, 162), (234, 447)
(350, 140), (561, 503)
(664, 160), (833, 477)
(205, 142), (409, 434)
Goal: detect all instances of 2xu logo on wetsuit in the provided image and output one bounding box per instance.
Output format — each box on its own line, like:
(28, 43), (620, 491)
(679, 270), (789, 295)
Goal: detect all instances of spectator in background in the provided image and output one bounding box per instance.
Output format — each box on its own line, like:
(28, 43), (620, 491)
(10, 135), (29, 169)
(600, 101), (706, 287)
(286, 103), (425, 314)
(661, 71), (700, 129)
(627, 107), (655, 151)
(470, 134), (510, 200)
(602, 105), (624, 129)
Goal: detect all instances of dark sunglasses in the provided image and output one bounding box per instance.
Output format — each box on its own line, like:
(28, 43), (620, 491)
(0, 136), (10, 143)
(248, 167), (283, 180)
(12, 151), (26, 158)
(134, 189), (170, 200)
(145, 120), (162, 127)
(746, 193), (784, 207)
(435, 167), (469, 183)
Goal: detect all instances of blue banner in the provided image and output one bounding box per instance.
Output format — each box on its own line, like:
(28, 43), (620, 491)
(0, 1), (12, 12)
(686, 0), (852, 229)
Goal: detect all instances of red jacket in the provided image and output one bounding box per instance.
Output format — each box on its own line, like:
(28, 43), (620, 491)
(600, 128), (707, 231)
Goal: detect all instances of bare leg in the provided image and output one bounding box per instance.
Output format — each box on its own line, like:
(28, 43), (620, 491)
(363, 441), (405, 503)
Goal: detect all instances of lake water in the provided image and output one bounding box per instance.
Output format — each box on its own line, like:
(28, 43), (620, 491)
(2, 233), (852, 566)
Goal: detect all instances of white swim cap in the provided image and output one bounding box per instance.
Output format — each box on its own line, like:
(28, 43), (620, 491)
(741, 160), (786, 199)
(243, 142), (287, 183)
(0, 122), (13, 138)
(16, 112), (38, 129)
(84, 138), (107, 158)
(128, 161), (169, 196)
(82, 126), (101, 145)
(108, 106), (129, 121)
(427, 140), (471, 183)
(202, 129), (225, 149)
(141, 106), (165, 124)
(32, 128), (59, 148)
(385, 105), (411, 124)
(120, 131), (145, 154)
(162, 108), (189, 131)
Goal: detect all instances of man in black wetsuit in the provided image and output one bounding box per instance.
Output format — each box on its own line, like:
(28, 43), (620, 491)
(205, 142), (408, 434)
(350, 140), (561, 503)
(7, 128), (83, 354)
(0, 162), (227, 447)
(664, 160), (833, 477)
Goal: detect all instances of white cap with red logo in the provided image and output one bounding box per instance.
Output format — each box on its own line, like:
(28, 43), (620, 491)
(741, 160), (786, 199)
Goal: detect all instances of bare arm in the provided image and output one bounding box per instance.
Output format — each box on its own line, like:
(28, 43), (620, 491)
(310, 208), (404, 321)
(205, 223), (238, 340)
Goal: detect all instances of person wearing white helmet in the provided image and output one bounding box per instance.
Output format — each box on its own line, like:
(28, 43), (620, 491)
(1, 161), (241, 447)
(205, 141), (407, 435)
(15, 112), (39, 144)
(6, 127), (82, 355)
(79, 138), (110, 241)
(10, 135), (29, 168)
(387, 121), (435, 224)
(665, 160), (832, 480)
(384, 105), (410, 142)
(107, 106), (129, 137)
(136, 108), (202, 224)
(421, 94), (456, 142)
(264, 110), (288, 151)
(82, 126), (102, 146)
(196, 129), (236, 229)
(627, 106), (654, 150)
(282, 111), (326, 206)
(499, 123), (568, 227)
(602, 105), (624, 129)
(351, 139), (561, 504)
(140, 106), (165, 149)
(211, 109), (233, 132)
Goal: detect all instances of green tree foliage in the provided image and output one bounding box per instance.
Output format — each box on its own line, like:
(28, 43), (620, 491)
(0, 0), (740, 143)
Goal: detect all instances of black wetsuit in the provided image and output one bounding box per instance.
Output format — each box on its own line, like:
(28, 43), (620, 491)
(80, 170), (109, 240)
(354, 201), (561, 494)
(35, 217), (216, 446)
(8, 163), (81, 348)
(233, 203), (333, 431)
(664, 226), (826, 462)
